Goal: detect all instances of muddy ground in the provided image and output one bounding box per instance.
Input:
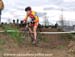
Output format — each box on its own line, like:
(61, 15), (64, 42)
(0, 26), (75, 57)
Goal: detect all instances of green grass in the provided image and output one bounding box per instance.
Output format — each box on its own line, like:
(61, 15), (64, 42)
(56, 45), (65, 49)
(60, 33), (75, 41)
(1, 24), (25, 45)
(8, 32), (23, 43)
(68, 33), (75, 40)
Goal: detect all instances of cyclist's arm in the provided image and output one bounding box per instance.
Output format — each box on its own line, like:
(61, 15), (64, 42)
(24, 15), (28, 22)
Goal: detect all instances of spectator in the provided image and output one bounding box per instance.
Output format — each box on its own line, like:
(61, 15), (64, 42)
(0, 0), (4, 24)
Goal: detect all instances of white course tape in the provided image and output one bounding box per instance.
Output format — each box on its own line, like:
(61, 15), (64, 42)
(0, 30), (75, 34)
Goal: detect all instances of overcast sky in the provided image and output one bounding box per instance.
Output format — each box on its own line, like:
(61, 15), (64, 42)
(3, 0), (75, 8)
(1, 0), (75, 25)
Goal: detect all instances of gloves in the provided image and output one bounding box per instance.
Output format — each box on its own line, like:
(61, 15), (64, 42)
(23, 19), (27, 24)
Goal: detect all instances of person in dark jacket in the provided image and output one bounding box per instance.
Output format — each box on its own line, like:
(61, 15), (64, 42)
(0, 0), (4, 23)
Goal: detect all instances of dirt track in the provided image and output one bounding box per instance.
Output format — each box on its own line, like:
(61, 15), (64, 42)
(0, 27), (75, 57)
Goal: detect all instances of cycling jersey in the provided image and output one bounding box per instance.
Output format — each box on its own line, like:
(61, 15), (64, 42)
(25, 11), (39, 23)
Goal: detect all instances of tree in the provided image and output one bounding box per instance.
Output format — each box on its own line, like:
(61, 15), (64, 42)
(0, 0), (4, 24)
(55, 23), (58, 28)
(17, 19), (19, 24)
(13, 19), (15, 24)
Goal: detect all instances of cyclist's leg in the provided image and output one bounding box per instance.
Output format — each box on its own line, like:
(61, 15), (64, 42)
(33, 22), (39, 44)
(28, 24), (34, 42)
(28, 23), (33, 34)
(28, 27), (33, 33)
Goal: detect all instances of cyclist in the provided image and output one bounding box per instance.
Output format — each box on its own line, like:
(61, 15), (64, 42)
(23, 6), (39, 45)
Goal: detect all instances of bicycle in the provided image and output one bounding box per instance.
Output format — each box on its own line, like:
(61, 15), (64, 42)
(20, 21), (42, 46)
